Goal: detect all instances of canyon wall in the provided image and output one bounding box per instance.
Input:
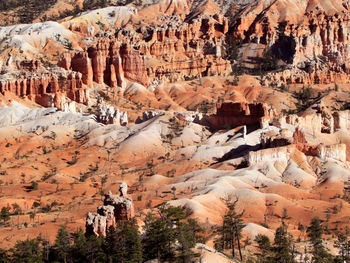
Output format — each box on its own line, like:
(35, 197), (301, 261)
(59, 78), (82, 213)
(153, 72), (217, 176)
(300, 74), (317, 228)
(59, 14), (231, 89)
(200, 102), (272, 130)
(232, 0), (350, 84)
(0, 70), (89, 109)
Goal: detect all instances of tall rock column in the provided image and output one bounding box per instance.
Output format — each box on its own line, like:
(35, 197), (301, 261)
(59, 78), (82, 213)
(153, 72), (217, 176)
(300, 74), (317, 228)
(85, 182), (135, 237)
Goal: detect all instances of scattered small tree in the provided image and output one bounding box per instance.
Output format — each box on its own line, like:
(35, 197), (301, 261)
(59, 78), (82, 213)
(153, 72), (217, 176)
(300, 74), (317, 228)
(0, 207), (10, 224)
(307, 217), (333, 262)
(214, 199), (245, 260)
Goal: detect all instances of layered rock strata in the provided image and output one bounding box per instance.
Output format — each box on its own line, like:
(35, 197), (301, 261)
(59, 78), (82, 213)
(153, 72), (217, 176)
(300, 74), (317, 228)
(59, 14), (231, 88)
(198, 102), (274, 130)
(232, 0), (350, 84)
(0, 70), (89, 109)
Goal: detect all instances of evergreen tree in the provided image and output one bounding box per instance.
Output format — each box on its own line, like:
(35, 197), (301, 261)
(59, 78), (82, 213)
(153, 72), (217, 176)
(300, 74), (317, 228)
(307, 217), (333, 263)
(0, 249), (9, 263)
(103, 219), (142, 263)
(272, 224), (296, 263)
(214, 202), (245, 260)
(0, 207), (10, 224)
(71, 228), (105, 263)
(52, 225), (71, 263)
(10, 238), (43, 263)
(176, 221), (199, 263)
(143, 212), (175, 261)
(71, 228), (87, 262)
(104, 225), (118, 262)
(118, 219), (142, 263)
(143, 205), (201, 262)
(255, 234), (272, 263)
(85, 235), (105, 263)
(334, 232), (350, 263)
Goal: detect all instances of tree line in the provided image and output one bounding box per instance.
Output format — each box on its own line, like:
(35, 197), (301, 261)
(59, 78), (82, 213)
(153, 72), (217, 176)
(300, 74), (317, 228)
(0, 205), (204, 263)
(214, 204), (349, 263)
(0, 204), (349, 263)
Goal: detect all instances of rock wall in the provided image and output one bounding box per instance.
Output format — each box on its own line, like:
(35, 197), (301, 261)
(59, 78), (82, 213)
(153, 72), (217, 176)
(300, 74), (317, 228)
(0, 70), (89, 109)
(201, 102), (271, 130)
(317, 144), (347, 162)
(248, 145), (296, 166)
(333, 111), (350, 131)
(59, 14), (231, 88)
(281, 109), (350, 134)
(233, 0), (350, 84)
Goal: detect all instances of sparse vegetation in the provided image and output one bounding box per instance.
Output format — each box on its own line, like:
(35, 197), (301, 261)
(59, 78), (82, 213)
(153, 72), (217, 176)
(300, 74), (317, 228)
(0, 207), (10, 224)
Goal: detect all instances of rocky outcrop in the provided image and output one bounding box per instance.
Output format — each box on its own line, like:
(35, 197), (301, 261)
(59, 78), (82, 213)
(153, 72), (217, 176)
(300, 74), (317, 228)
(85, 182), (134, 237)
(59, 14), (231, 88)
(233, 0), (350, 85)
(260, 129), (293, 149)
(248, 145), (296, 166)
(176, 112), (204, 123)
(265, 68), (350, 86)
(317, 144), (346, 162)
(200, 102), (273, 130)
(97, 205), (116, 230)
(96, 104), (128, 126)
(280, 108), (350, 135)
(0, 70), (89, 109)
(86, 212), (107, 237)
(104, 182), (134, 221)
(135, 110), (160, 124)
(333, 111), (350, 131)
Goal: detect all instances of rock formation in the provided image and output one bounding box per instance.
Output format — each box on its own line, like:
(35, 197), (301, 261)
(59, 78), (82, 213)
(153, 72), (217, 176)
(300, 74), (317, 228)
(86, 212), (107, 237)
(58, 13), (231, 88)
(248, 145), (295, 166)
(232, 0), (350, 85)
(0, 69), (89, 110)
(135, 110), (160, 124)
(85, 182), (134, 237)
(317, 144), (347, 163)
(260, 129), (293, 149)
(96, 104), (121, 125)
(198, 102), (274, 130)
(104, 183), (134, 221)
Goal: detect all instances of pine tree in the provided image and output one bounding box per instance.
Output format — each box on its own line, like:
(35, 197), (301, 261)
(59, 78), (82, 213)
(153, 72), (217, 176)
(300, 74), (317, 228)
(0, 249), (9, 263)
(10, 238), (43, 263)
(143, 205), (201, 262)
(105, 219), (143, 263)
(214, 202), (245, 260)
(71, 228), (87, 262)
(176, 222), (198, 263)
(85, 235), (105, 263)
(255, 234), (272, 263)
(71, 228), (105, 262)
(307, 217), (333, 263)
(52, 225), (71, 263)
(334, 232), (350, 263)
(104, 226), (118, 262)
(143, 212), (175, 261)
(0, 207), (10, 224)
(272, 224), (296, 263)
